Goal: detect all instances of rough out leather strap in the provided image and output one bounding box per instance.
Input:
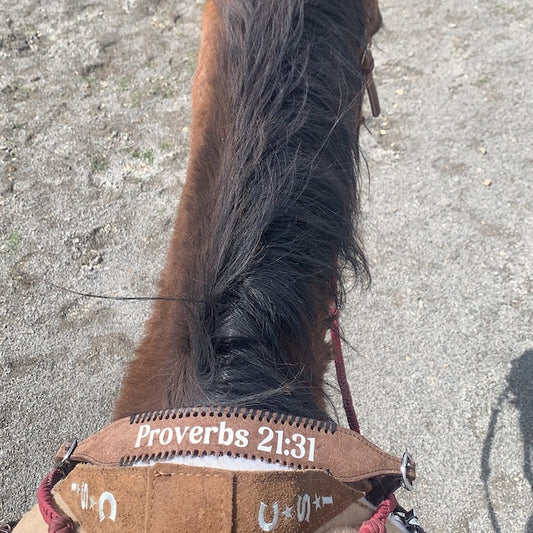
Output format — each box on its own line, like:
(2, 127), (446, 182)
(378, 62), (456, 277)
(361, 47), (380, 118)
(55, 407), (415, 485)
(53, 463), (369, 532)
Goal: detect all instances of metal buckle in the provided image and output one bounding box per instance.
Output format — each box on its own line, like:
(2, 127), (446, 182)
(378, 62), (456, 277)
(54, 440), (78, 470)
(401, 451), (414, 491)
(392, 507), (425, 533)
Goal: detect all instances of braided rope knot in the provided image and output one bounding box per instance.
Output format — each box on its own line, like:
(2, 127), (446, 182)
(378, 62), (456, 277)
(359, 493), (397, 533)
(36, 468), (75, 533)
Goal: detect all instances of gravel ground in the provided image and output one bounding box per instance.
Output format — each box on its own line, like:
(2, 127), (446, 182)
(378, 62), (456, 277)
(1, 1), (532, 531)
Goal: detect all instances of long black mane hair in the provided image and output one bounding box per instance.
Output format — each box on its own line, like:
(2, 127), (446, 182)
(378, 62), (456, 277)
(184, 0), (370, 420)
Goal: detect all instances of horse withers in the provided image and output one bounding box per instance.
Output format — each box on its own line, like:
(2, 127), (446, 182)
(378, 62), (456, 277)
(9, 1), (424, 531)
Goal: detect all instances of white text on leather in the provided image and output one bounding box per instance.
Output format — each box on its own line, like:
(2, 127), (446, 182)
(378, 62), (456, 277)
(134, 421), (249, 449)
(134, 422), (316, 462)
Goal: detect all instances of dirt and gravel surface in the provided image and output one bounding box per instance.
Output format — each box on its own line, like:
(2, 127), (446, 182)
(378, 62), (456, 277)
(1, 1), (532, 531)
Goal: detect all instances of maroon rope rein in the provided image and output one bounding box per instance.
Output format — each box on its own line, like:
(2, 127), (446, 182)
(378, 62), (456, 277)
(330, 305), (399, 530)
(330, 304), (361, 433)
(36, 468), (75, 532)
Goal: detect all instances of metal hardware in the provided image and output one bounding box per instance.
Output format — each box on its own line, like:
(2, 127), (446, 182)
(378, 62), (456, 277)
(392, 506), (425, 533)
(54, 440), (78, 470)
(401, 451), (414, 491)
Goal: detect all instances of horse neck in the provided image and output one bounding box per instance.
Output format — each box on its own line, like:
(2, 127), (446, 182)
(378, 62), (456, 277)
(114, 0), (370, 421)
(114, 2), (223, 419)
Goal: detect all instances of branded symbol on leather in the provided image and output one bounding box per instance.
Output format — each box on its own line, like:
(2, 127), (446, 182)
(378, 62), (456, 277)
(71, 482), (117, 522)
(258, 493), (334, 531)
(98, 492), (117, 522)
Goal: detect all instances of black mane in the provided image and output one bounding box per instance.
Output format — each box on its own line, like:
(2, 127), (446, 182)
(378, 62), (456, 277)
(186, 0), (370, 420)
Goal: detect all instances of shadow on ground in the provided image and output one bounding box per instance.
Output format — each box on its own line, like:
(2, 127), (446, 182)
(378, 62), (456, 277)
(481, 349), (533, 533)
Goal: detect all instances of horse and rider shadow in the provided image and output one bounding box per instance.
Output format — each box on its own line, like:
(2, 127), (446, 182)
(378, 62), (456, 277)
(481, 349), (533, 532)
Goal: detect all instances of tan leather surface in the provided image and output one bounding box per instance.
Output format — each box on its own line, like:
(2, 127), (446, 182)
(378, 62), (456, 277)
(12, 504), (48, 533)
(233, 470), (364, 533)
(148, 464), (233, 532)
(55, 408), (414, 485)
(40, 462), (371, 532)
(54, 463), (235, 532)
(55, 463), (149, 531)
(12, 492), (406, 533)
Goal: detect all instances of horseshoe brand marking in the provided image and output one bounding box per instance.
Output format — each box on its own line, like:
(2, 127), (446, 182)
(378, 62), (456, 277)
(258, 502), (279, 531)
(98, 491), (117, 522)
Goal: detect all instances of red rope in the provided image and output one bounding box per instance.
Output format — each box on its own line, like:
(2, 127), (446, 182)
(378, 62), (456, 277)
(359, 493), (398, 533)
(330, 306), (360, 433)
(36, 469), (75, 532)
(330, 305), (400, 530)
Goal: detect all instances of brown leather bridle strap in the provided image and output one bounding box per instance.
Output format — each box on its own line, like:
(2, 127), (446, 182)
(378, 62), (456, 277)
(55, 406), (415, 487)
(362, 45), (380, 118)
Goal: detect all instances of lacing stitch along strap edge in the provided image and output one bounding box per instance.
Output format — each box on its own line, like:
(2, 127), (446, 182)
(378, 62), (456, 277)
(128, 405), (337, 433)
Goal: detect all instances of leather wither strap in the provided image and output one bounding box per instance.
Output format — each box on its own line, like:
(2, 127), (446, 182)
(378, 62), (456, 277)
(55, 406), (414, 487)
(52, 463), (373, 533)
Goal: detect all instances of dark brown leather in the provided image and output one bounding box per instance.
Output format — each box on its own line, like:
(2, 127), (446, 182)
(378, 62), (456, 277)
(361, 48), (381, 118)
